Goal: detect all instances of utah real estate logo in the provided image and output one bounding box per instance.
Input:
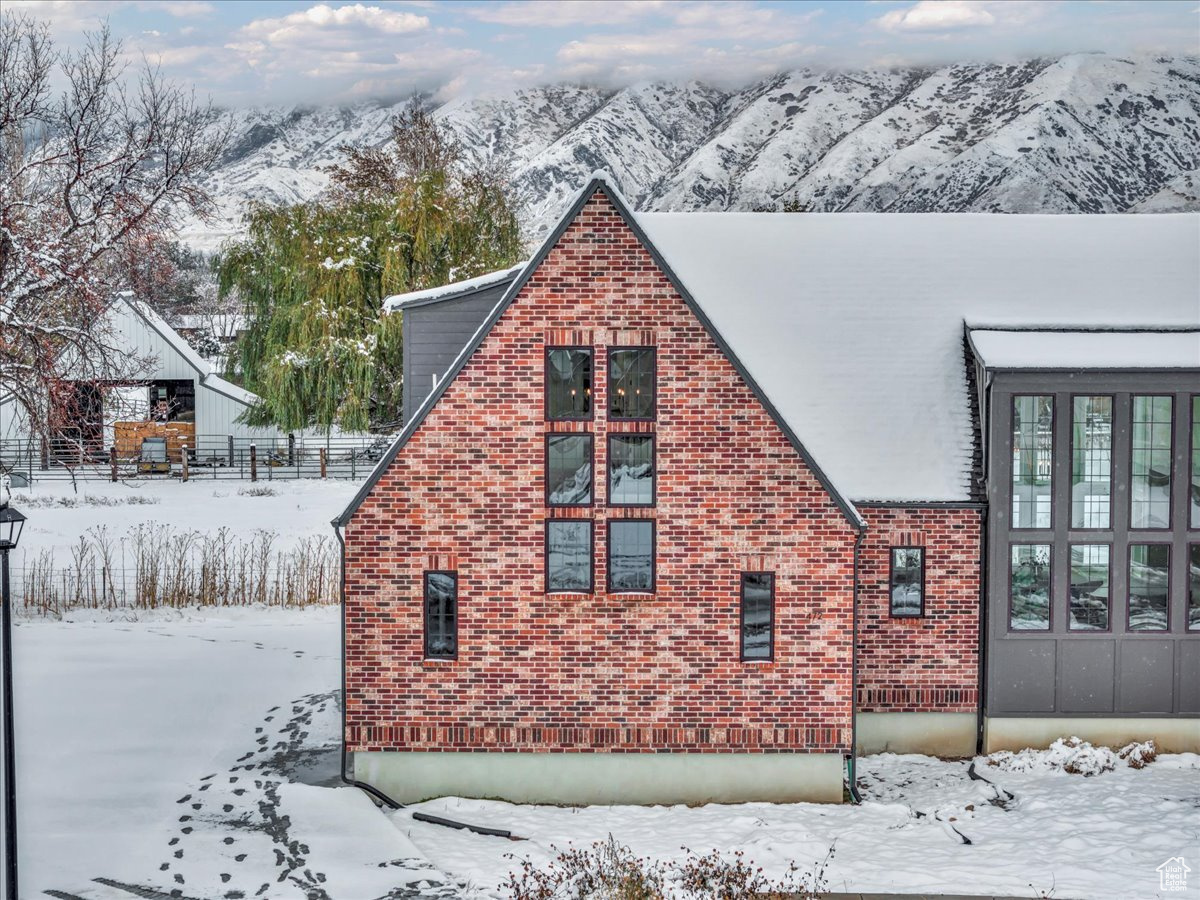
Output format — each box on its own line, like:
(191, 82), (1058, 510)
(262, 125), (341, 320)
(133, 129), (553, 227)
(1158, 857), (1190, 892)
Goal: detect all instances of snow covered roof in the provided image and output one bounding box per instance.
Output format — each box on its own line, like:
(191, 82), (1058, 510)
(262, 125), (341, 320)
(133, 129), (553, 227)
(636, 211), (1200, 502)
(383, 264), (527, 312)
(968, 328), (1200, 371)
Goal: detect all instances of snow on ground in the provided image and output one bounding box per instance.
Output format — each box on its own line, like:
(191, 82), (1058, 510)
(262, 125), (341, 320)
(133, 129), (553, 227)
(12, 610), (1199, 899)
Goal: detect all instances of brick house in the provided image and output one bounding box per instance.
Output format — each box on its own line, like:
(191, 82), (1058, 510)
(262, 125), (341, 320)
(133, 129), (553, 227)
(334, 175), (1200, 804)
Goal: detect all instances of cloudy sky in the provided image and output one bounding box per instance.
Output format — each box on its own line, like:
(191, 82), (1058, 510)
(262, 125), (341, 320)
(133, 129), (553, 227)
(9, 0), (1199, 105)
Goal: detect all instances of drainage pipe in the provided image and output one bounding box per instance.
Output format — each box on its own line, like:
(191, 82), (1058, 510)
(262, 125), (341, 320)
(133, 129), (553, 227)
(848, 529), (865, 804)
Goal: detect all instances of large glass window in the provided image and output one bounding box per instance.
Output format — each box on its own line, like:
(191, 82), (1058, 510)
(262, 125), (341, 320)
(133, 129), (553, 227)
(1189, 544), (1200, 632)
(889, 547), (925, 617)
(1010, 544), (1051, 630)
(1071, 396), (1112, 529)
(545, 520), (593, 592)
(1128, 544), (1170, 631)
(1191, 397), (1200, 529)
(1131, 396), (1172, 529)
(1068, 544), (1110, 631)
(546, 434), (592, 506)
(608, 434), (655, 506)
(740, 572), (774, 660)
(608, 348), (656, 420)
(423, 571), (457, 659)
(607, 519), (655, 592)
(1012, 396), (1053, 529)
(546, 348), (592, 420)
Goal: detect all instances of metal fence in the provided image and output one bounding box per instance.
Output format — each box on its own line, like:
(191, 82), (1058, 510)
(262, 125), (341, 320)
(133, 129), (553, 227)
(0, 433), (393, 484)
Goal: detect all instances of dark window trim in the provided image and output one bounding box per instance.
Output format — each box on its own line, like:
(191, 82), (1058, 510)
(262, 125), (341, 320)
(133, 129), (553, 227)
(1128, 393), (1174, 532)
(1066, 540), (1114, 634)
(1068, 392), (1115, 532)
(545, 346), (594, 422)
(1010, 394), (1056, 532)
(606, 432), (656, 508)
(544, 518), (595, 595)
(1190, 394), (1200, 531)
(423, 570), (458, 660)
(739, 571), (775, 662)
(606, 346), (658, 422)
(1188, 541), (1200, 632)
(606, 517), (656, 594)
(1126, 541), (1171, 633)
(1007, 541), (1053, 633)
(544, 432), (594, 508)
(888, 545), (926, 619)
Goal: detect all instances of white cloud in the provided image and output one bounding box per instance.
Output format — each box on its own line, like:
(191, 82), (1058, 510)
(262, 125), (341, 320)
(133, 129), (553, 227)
(874, 0), (1046, 33)
(238, 4), (429, 45)
(467, 1), (666, 28)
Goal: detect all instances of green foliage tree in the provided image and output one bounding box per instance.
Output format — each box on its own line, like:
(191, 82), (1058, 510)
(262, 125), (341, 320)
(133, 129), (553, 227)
(217, 104), (523, 433)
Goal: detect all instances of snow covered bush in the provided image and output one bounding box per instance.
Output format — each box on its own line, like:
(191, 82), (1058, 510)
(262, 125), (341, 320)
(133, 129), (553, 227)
(987, 737), (1158, 776)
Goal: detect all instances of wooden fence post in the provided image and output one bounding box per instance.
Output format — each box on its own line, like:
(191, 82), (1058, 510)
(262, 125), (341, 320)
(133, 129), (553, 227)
(181, 443), (189, 482)
(250, 443), (257, 482)
(319, 447), (327, 479)
(110, 446), (117, 482)
(227, 434), (235, 468)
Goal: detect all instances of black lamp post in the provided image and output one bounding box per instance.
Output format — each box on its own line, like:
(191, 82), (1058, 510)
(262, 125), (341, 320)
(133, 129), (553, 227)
(0, 500), (26, 900)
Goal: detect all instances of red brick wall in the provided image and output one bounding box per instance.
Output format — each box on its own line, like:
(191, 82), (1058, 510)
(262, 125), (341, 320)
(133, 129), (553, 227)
(855, 506), (982, 713)
(344, 189), (859, 754)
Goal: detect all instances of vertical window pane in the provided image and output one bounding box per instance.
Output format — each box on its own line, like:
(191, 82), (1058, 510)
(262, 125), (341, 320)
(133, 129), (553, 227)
(1189, 544), (1200, 632)
(424, 572), (457, 659)
(1128, 544), (1170, 631)
(889, 547), (925, 617)
(1010, 544), (1051, 630)
(608, 520), (655, 592)
(741, 572), (774, 659)
(608, 434), (655, 505)
(1012, 396), (1053, 529)
(609, 349), (656, 419)
(1191, 397), (1200, 529)
(1131, 396), (1172, 529)
(547, 434), (592, 505)
(546, 520), (592, 592)
(546, 348), (592, 419)
(1071, 396), (1112, 529)
(1068, 544), (1110, 631)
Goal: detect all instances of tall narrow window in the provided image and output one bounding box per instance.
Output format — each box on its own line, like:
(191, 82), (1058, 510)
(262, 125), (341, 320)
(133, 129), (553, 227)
(1071, 396), (1112, 529)
(545, 520), (593, 592)
(1128, 544), (1170, 631)
(889, 547), (925, 617)
(608, 434), (655, 506)
(607, 519), (655, 592)
(423, 571), (457, 659)
(1010, 544), (1051, 631)
(1068, 544), (1110, 631)
(740, 572), (774, 660)
(1131, 395), (1172, 529)
(1191, 397), (1200, 529)
(546, 434), (592, 506)
(608, 348), (656, 420)
(546, 348), (592, 420)
(1012, 396), (1053, 529)
(1189, 544), (1199, 632)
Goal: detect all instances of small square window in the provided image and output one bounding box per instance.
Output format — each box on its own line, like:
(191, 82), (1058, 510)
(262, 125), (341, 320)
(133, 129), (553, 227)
(608, 434), (655, 506)
(545, 520), (593, 592)
(889, 547), (924, 617)
(740, 572), (774, 660)
(546, 434), (592, 506)
(424, 571), (457, 659)
(546, 348), (592, 420)
(608, 348), (656, 420)
(607, 519), (655, 593)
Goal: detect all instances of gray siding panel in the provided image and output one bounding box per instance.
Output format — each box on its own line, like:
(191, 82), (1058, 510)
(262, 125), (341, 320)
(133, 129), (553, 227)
(1117, 641), (1175, 714)
(1059, 640), (1115, 713)
(400, 284), (509, 424)
(990, 641), (1058, 713)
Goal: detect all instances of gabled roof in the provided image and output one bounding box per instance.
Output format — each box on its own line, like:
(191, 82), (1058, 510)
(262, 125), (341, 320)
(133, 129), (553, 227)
(382, 264), (527, 312)
(968, 327), (1200, 371)
(336, 174), (867, 530)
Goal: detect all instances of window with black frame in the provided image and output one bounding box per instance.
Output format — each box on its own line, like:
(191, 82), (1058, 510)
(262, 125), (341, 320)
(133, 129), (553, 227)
(608, 348), (656, 420)
(424, 571), (457, 659)
(546, 520), (593, 592)
(546, 434), (592, 505)
(740, 572), (774, 660)
(607, 519), (654, 592)
(608, 434), (654, 505)
(1128, 543), (1170, 631)
(546, 348), (592, 419)
(889, 547), (924, 617)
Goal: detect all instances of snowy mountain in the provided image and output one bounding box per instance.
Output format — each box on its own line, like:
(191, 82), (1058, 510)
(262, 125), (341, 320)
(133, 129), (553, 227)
(178, 53), (1200, 251)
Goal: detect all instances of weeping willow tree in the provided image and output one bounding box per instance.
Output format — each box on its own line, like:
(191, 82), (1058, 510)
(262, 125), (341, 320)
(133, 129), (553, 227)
(217, 105), (523, 433)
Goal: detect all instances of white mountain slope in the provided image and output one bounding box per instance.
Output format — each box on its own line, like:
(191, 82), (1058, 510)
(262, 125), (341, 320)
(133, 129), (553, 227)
(177, 53), (1200, 251)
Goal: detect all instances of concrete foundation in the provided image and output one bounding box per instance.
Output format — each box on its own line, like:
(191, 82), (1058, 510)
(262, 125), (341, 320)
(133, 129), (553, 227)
(354, 751), (846, 805)
(984, 716), (1200, 754)
(856, 712), (977, 757)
